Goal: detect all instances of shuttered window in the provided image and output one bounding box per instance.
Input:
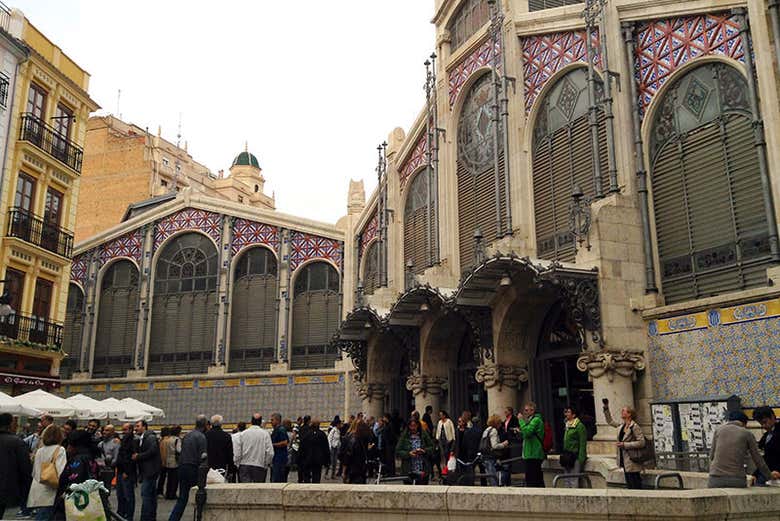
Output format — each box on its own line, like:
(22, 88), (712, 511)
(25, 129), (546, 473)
(60, 284), (84, 379)
(457, 72), (507, 271)
(448, 0), (490, 53)
(532, 67), (608, 262)
(528, 0), (583, 11)
(229, 247), (278, 372)
(93, 261), (139, 378)
(649, 63), (770, 304)
(404, 169), (435, 275)
(363, 241), (380, 295)
(149, 233), (218, 375)
(291, 262), (340, 369)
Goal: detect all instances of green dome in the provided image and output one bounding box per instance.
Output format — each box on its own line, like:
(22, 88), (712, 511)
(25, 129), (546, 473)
(232, 151), (260, 169)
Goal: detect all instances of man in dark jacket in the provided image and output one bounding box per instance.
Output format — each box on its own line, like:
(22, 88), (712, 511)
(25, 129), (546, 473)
(298, 419), (330, 483)
(205, 414), (234, 475)
(169, 415), (208, 521)
(115, 422), (137, 521)
(754, 407), (780, 484)
(132, 420), (161, 521)
(0, 413), (32, 518)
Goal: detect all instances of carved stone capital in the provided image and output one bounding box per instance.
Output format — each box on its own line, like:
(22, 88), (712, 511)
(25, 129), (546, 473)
(405, 374), (446, 397)
(576, 350), (646, 382)
(474, 363), (529, 390)
(355, 382), (387, 403)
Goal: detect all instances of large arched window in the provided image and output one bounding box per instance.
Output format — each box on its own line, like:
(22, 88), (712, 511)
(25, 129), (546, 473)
(93, 261), (139, 378)
(457, 73), (506, 269)
(362, 241), (380, 295)
(229, 247), (278, 372)
(404, 169), (435, 275)
(60, 284), (84, 379)
(291, 262), (340, 369)
(448, 0), (489, 52)
(649, 62), (769, 303)
(149, 232), (218, 375)
(532, 67), (608, 262)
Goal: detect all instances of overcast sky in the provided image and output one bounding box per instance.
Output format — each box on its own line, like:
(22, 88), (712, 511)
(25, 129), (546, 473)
(11, 1), (435, 224)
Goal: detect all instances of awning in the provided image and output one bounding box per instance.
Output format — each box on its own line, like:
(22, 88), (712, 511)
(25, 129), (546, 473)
(0, 391), (42, 416)
(14, 389), (79, 417)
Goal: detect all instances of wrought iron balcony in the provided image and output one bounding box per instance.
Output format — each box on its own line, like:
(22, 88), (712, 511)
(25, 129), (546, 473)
(7, 207), (74, 258)
(19, 113), (83, 173)
(0, 313), (64, 350)
(0, 73), (8, 108)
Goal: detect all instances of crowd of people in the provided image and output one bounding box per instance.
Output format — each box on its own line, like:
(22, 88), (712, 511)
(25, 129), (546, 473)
(1, 399), (779, 521)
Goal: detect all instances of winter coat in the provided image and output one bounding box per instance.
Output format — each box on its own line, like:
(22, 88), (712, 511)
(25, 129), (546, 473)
(206, 427), (234, 471)
(0, 430), (33, 506)
(395, 428), (434, 475)
(27, 444), (66, 508)
(299, 428), (330, 468)
(562, 418), (588, 464)
(604, 408), (646, 473)
(518, 413), (545, 460)
(759, 422), (780, 473)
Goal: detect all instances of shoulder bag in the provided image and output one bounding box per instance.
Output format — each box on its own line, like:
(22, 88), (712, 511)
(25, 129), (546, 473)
(40, 446), (61, 488)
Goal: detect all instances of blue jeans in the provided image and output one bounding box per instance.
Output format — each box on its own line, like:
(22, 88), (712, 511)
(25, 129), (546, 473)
(169, 464), (197, 521)
(271, 461), (287, 483)
(35, 506), (54, 521)
(116, 472), (136, 520)
(483, 459), (498, 486)
(140, 476), (158, 521)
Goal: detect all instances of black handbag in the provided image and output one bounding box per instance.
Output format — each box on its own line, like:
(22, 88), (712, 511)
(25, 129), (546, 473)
(559, 450), (577, 469)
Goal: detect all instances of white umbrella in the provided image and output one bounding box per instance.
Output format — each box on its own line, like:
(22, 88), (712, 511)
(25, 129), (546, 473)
(65, 394), (114, 420)
(120, 397), (165, 419)
(0, 391), (42, 416)
(14, 389), (78, 418)
(101, 398), (153, 423)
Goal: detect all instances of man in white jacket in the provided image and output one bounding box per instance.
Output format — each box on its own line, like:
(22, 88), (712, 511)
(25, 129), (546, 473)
(233, 413), (274, 483)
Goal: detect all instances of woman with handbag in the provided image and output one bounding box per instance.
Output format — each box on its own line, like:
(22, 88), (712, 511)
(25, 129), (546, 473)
(27, 425), (66, 521)
(603, 398), (646, 489)
(560, 406), (588, 487)
(479, 415), (509, 486)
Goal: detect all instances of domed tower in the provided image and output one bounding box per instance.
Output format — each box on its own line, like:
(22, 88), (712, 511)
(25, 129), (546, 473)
(224, 143), (275, 210)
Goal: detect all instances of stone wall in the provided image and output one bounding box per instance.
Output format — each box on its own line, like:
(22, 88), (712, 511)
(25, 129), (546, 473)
(200, 484), (780, 521)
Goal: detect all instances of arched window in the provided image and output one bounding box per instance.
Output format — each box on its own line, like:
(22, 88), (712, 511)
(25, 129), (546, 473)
(532, 67), (608, 262)
(448, 0), (489, 52)
(60, 284), (84, 379)
(457, 73), (507, 269)
(291, 262), (340, 369)
(362, 241), (380, 295)
(404, 169), (435, 275)
(649, 62), (769, 303)
(229, 247), (278, 372)
(149, 232), (218, 375)
(93, 261), (139, 378)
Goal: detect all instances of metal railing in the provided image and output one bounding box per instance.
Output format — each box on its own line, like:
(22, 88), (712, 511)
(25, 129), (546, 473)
(654, 472), (685, 490)
(552, 473), (593, 488)
(7, 207), (74, 258)
(0, 312), (64, 349)
(19, 113), (83, 173)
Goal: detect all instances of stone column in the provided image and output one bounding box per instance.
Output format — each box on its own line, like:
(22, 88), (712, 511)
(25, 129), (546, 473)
(577, 350), (646, 442)
(272, 228), (290, 372)
(211, 215), (233, 375)
(475, 363), (529, 417)
(128, 224), (154, 378)
(356, 382), (387, 419)
(406, 374), (446, 416)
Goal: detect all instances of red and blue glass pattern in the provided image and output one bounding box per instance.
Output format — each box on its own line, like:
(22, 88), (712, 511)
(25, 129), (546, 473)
(521, 30), (600, 114)
(289, 231), (343, 272)
(99, 228), (143, 266)
(448, 37), (501, 107)
(635, 13), (744, 117)
(70, 254), (89, 286)
(359, 212), (378, 257)
(399, 133), (428, 191)
(231, 218), (279, 256)
(154, 208), (222, 250)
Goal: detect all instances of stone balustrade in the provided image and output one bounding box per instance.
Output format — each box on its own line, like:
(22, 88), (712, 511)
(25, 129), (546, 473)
(199, 483), (780, 521)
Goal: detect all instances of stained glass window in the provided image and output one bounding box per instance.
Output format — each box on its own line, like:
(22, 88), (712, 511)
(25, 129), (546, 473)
(457, 73), (499, 174)
(449, 0), (490, 52)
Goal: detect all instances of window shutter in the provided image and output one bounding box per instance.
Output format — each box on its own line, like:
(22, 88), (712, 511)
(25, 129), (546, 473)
(229, 274), (277, 372)
(528, 0), (583, 12)
(61, 286), (84, 379)
(93, 262), (138, 378)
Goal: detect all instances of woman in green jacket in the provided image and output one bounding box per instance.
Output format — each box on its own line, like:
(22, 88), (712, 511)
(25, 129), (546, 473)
(561, 406), (588, 487)
(518, 402), (546, 487)
(395, 418), (435, 477)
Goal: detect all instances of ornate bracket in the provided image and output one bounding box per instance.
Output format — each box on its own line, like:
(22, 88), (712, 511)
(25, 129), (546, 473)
(405, 374), (446, 398)
(337, 339), (368, 381)
(475, 363), (529, 391)
(450, 304), (494, 363)
(356, 381), (387, 403)
(576, 350), (646, 382)
(537, 263), (602, 346)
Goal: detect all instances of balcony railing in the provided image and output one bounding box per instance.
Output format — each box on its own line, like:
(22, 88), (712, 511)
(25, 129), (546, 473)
(0, 2), (10, 33)
(0, 313), (64, 350)
(19, 113), (83, 173)
(7, 207), (74, 258)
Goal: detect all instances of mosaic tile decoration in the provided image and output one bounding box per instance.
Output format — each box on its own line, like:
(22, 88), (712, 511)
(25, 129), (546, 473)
(154, 208), (222, 250)
(99, 228), (143, 266)
(70, 254), (89, 286)
(288, 231), (343, 272)
(648, 298), (780, 407)
(448, 37), (501, 107)
(359, 211), (378, 258)
(635, 13), (744, 117)
(522, 29), (601, 114)
(399, 133), (428, 191)
(231, 218), (279, 256)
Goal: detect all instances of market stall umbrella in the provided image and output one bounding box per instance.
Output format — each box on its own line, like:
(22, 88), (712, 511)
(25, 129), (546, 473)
(65, 394), (117, 420)
(120, 397), (165, 419)
(0, 391), (42, 416)
(101, 398), (153, 423)
(14, 389), (78, 418)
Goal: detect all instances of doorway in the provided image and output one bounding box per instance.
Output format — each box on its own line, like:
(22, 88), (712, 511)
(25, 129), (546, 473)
(448, 329), (488, 424)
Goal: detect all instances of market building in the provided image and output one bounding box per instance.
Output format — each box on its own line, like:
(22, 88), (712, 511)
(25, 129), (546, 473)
(0, 5), (99, 395)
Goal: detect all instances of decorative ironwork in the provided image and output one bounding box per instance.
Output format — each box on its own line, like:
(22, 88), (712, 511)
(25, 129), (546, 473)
(449, 37), (501, 107)
(457, 73), (500, 174)
(568, 185), (592, 251)
(391, 325), (421, 374)
(7, 207), (74, 258)
(451, 304), (494, 363)
(539, 267), (602, 345)
(340, 339), (368, 381)
(19, 113), (84, 172)
(0, 313), (64, 350)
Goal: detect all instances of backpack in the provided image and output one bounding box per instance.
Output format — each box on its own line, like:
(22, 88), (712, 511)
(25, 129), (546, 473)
(478, 427), (499, 458)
